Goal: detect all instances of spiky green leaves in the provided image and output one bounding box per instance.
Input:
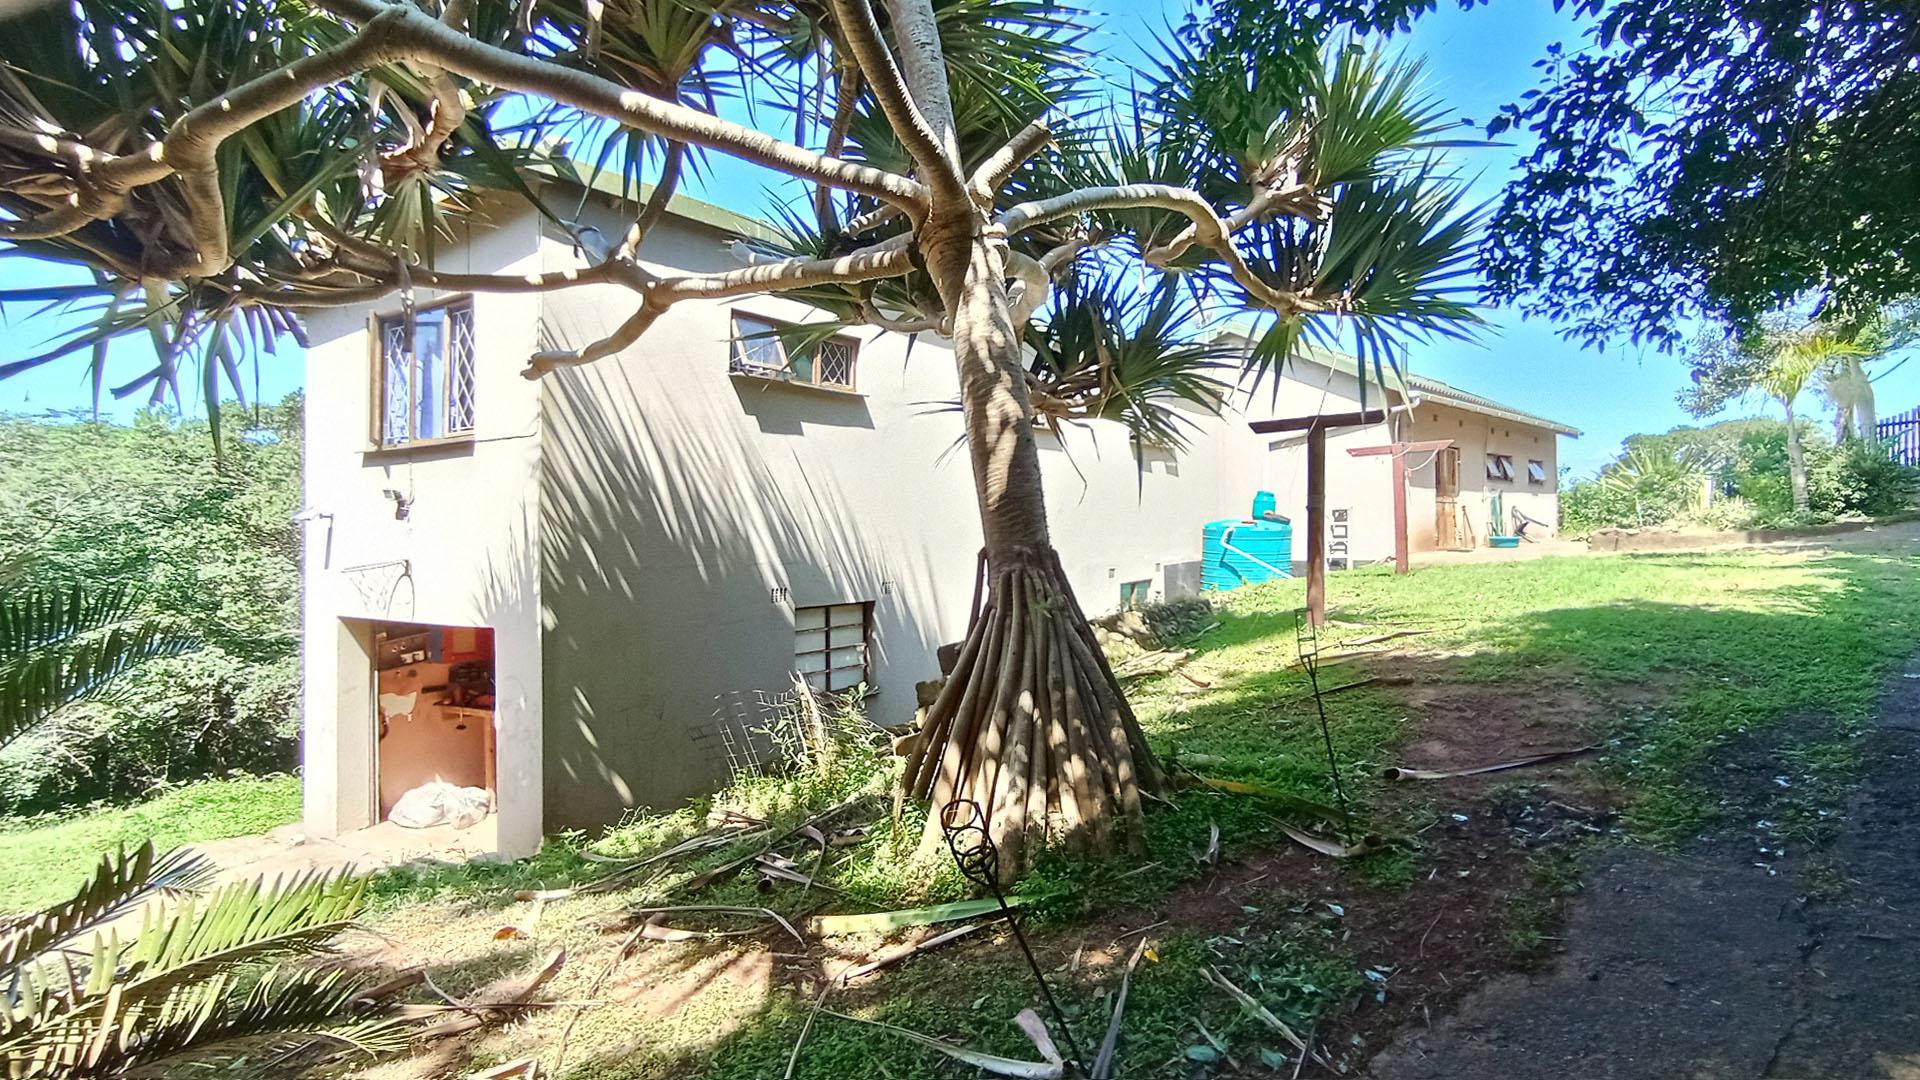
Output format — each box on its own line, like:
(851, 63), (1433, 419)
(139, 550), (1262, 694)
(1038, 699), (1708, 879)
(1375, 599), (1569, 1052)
(0, 845), (394, 1079)
(0, 585), (197, 749)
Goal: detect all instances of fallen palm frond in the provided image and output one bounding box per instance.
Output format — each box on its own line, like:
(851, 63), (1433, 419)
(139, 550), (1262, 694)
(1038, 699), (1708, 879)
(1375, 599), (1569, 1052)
(1091, 938), (1148, 1079)
(1338, 629), (1432, 647)
(1278, 824), (1376, 859)
(1111, 649), (1192, 680)
(809, 897), (1016, 937)
(680, 794), (875, 894)
(1200, 966), (1331, 1069)
(1381, 744), (1601, 782)
(1189, 775), (1345, 821)
(822, 1007), (1065, 1079)
(401, 949), (567, 1040)
(620, 905), (805, 946)
(841, 922), (988, 983)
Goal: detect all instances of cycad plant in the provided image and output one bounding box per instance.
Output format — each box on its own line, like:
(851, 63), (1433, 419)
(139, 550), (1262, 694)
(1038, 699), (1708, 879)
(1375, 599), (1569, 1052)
(0, 0), (1480, 872)
(0, 584), (196, 749)
(0, 843), (405, 1078)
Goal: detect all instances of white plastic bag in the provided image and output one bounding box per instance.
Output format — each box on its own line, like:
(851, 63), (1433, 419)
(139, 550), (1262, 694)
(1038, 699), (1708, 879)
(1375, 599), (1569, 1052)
(388, 781), (491, 829)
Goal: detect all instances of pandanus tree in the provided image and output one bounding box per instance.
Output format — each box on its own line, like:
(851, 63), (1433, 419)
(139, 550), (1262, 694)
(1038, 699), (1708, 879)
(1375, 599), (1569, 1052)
(0, 0), (1478, 871)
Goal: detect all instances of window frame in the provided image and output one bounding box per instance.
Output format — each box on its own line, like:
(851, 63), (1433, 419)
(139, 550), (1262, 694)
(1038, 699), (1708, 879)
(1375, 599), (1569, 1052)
(728, 310), (860, 393)
(1485, 453), (1515, 481)
(1526, 459), (1548, 486)
(793, 601), (873, 694)
(368, 295), (478, 450)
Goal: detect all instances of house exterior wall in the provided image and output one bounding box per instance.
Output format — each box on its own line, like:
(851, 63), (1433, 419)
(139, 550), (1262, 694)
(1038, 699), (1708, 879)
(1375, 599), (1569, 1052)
(1255, 358), (1566, 563)
(296, 195), (1570, 843)
(533, 203), (1263, 827)
(1403, 403), (1562, 546)
(298, 205), (547, 857)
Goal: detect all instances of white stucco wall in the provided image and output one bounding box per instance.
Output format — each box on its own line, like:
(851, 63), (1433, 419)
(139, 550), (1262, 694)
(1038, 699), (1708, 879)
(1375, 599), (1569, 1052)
(533, 201), (1263, 826)
(296, 194), (1571, 840)
(298, 205), (547, 857)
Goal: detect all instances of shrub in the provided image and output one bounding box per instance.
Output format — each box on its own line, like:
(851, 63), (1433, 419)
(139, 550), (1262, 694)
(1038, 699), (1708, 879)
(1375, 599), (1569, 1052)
(0, 400), (302, 814)
(1561, 447), (1703, 534)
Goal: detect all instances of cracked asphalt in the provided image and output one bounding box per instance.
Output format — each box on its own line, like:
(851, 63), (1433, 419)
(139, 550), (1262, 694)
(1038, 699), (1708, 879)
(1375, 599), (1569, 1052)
(1366, 663), (1920, 1080)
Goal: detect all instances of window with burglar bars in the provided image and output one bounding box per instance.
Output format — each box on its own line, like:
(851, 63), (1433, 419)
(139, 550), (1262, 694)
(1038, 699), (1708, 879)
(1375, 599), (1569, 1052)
(374, 299), (476, 447)
(729, 311), (857, 391)
(793, 602), (871, 693)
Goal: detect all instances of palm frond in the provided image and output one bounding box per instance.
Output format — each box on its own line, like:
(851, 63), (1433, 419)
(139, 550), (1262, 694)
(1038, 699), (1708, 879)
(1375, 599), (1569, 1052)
(0, 585), (197, 747)
(0, 843), (213, 970)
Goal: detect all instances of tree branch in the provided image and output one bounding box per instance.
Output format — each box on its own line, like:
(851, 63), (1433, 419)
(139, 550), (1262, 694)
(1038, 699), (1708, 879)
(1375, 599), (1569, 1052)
(525, 242), (916, 377)
(969, 120), (1052, 201)
(999, 184), (1321, 313)
(824, 0), (966, 203)
(314, 0), (926, 208)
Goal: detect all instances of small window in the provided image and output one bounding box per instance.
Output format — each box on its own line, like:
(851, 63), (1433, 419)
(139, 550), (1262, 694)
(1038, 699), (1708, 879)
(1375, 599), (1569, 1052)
(1485, 453), (1514, 481)
(794, 602), (871, 693)
(1526, 459), (1547, 485)
(730, 312), (857, 390)
(375, 299), (476, 447)
(1119, 580), (1152, 609)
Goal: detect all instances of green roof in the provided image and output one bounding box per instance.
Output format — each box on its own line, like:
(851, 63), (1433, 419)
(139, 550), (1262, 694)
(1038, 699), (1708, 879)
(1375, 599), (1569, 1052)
(530, 162), (784, 243)
(1218, 333), (1580, 437)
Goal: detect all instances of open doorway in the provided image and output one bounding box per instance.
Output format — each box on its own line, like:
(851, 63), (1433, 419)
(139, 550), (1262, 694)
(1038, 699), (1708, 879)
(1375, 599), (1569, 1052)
(370, 621), (497, 827)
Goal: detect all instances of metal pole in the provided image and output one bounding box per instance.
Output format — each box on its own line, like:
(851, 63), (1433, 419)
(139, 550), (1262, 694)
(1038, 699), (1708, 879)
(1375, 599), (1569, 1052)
(1306, 425), (1327, 626)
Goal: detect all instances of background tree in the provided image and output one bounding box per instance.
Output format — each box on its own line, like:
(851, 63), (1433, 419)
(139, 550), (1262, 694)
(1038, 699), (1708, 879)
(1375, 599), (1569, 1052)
(0, 0), (1480, 870)
(1681, 319), (1861, 514)
(0, 401), (302, 813)
(1481, 0), (1920, 349)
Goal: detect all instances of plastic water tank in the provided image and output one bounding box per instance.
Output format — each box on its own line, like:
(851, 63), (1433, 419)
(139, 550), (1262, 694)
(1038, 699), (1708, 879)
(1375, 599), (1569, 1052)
(1202, 492), (1294, 592)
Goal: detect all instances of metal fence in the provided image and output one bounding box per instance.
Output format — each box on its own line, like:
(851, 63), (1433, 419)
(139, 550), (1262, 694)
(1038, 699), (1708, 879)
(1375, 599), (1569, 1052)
(1877, 406), (1920, 465)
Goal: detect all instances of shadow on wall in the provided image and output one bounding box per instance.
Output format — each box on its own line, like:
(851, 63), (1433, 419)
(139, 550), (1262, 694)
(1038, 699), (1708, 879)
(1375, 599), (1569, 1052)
(520, 314), (946, 831)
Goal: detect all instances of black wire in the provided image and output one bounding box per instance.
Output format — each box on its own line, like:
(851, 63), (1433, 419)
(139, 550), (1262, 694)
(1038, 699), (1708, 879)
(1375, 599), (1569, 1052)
(1296, 609), (1353, 832)
(940, 799), (1087, 1076)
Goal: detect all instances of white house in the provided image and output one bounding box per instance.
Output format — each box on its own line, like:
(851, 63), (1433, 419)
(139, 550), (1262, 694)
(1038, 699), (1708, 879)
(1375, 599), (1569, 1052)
(296, 178), (1576, 857)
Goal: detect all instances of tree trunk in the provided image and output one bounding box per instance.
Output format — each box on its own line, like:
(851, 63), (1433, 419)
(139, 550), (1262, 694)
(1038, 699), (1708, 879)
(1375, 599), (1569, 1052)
(1785, 399), (1810, 513)
(899, 227), (1166, 872)
(876, 0), (1163, 874)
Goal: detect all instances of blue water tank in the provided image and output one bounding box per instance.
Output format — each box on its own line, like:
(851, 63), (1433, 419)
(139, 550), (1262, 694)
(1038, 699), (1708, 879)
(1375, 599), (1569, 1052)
(1202, 492), (1294, 591)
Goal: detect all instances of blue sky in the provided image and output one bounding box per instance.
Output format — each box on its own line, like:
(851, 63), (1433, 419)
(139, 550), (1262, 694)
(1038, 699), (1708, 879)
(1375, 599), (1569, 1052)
(5, 0), (1915, 474)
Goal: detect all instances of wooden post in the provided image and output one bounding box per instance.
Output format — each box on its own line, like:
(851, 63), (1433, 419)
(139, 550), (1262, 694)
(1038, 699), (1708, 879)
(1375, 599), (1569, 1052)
(1390, 444), (1410, 575)
(1348, 439), (1454, 577)
(1306, 425), (1327, 626)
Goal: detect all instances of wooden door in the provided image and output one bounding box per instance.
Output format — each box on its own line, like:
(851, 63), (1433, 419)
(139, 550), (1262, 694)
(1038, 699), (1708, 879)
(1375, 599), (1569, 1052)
(1434, 448), (1464, 549)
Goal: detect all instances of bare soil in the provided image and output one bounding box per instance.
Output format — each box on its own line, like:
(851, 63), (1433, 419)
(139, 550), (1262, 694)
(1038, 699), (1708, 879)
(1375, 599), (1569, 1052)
(1366, 660), (1920, 1079)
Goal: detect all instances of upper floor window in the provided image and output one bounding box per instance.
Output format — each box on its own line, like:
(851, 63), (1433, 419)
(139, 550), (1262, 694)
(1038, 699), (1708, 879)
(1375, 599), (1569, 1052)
(1485, 453), (1515, 481)
(1527, 459), (1548, 485)
(729, 311), (857, 391)
(375, 299), (476, 447)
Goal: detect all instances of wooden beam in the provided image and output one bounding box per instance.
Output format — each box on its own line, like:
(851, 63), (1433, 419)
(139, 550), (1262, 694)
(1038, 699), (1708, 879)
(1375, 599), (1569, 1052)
(1346, 439), (1453, 457)
(1346, 439), (1454, 576)
(1248, 409), (1387, 435)
(1306, 425), (1327, 626)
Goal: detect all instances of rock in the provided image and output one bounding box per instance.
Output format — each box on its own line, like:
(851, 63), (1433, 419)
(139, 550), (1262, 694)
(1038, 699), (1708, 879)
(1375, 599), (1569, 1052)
(916, 678), (945, 708)
(937, 640), (964, 674)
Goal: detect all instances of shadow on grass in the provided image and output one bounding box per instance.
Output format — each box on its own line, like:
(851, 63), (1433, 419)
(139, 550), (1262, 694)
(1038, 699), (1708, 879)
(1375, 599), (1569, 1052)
(364, 547), (1920, 1080)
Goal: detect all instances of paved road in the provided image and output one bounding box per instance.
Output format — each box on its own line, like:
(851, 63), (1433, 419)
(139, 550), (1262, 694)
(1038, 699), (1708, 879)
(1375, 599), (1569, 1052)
(1368, 661), (1920, 1080)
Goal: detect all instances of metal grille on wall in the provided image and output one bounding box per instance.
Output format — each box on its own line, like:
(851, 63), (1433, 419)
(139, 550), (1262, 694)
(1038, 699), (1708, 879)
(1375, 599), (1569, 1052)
(814, 337), (855, 388)
(448, 304), (478, 432)
(1877, 406), (1920, 466)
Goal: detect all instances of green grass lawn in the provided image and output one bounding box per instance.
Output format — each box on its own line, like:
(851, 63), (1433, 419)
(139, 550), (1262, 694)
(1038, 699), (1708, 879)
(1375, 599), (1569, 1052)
(0, 774), (301, 912)
(349, 545), (1920, 1080)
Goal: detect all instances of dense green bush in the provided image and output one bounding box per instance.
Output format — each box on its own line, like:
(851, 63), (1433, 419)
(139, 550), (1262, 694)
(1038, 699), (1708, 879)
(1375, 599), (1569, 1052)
(1561, 447), (1704, 534)
(0, 400), (302, 813)
(1564, 418), (1919, 534)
